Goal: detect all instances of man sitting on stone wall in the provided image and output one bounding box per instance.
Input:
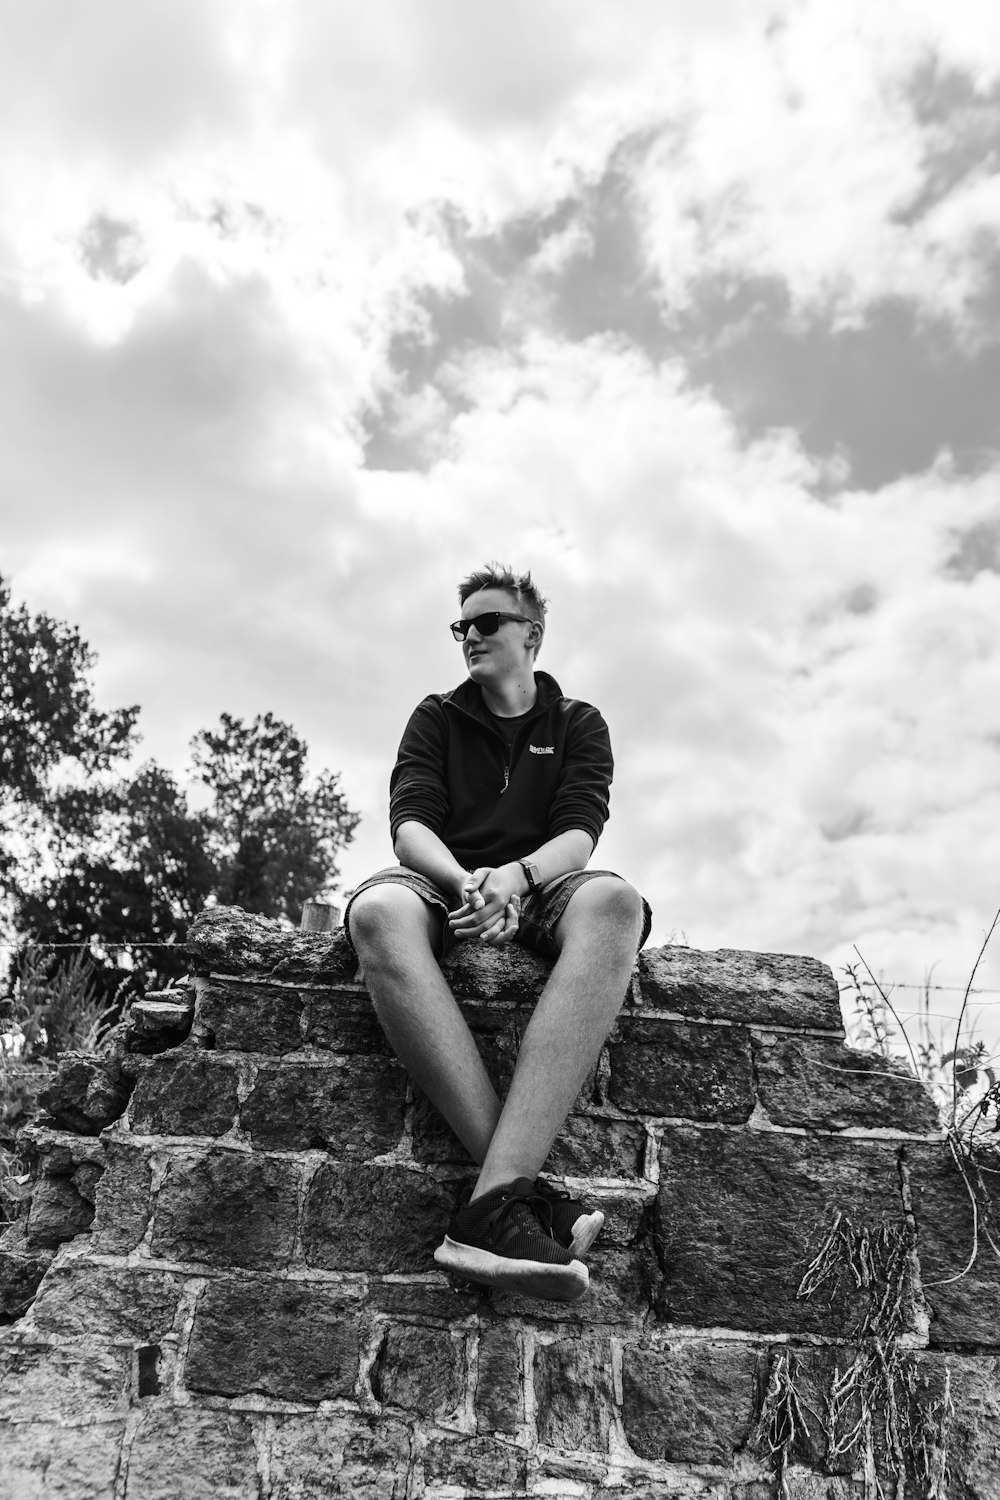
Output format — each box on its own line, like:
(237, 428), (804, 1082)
(345, 563), (651, 1302)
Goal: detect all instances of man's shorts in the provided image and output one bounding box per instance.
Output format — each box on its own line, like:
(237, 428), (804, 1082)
(344, 866), (652, 965)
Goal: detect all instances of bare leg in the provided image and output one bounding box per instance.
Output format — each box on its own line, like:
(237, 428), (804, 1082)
(349, 885), (502, 1163)
(472, 877), (644, 1200)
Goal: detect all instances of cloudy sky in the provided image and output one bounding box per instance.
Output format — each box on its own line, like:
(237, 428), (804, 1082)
(4, 0), (1000, 1045)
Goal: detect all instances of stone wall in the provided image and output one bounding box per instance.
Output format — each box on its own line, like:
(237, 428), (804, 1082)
(1, 906), (999, 1498)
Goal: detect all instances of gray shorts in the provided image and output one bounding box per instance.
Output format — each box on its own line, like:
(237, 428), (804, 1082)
(344, 866), (652, 964)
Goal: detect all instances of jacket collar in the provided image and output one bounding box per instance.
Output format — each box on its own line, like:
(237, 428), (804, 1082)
(445, 669), (563, 723)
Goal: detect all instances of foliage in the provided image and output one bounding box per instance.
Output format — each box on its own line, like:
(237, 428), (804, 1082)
(0, 575), (139, 892)
(191, 711), (360, 923)
(6, 945), (119, 1063)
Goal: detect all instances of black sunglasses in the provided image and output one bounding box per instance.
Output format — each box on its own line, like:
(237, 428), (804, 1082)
(449, 612), (533, 641)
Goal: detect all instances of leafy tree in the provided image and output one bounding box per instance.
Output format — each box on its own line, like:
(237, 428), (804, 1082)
(0, 575), (139, 897)
(191, 712), (360, 923)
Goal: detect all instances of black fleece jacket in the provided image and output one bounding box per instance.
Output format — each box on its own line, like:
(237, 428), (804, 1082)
(389, 671), (613, 871)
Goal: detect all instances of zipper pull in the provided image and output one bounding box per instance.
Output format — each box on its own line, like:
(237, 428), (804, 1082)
(501, 765), (509, 794)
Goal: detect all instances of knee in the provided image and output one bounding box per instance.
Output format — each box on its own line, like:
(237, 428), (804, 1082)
(348, 886), (434, 963)
(564, 877), (645, 944)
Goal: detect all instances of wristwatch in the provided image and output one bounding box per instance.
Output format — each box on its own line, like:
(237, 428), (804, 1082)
(519, 860), (541, 894)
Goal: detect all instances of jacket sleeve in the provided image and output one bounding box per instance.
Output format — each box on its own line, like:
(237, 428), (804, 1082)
(389, 697), (450, 843)
(547, 702), (613, 847)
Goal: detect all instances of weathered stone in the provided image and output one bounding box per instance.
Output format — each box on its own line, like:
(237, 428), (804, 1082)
(534, 1333), (615, 1452)
(638, 947), (843, 1031)
(25, 1171), (95, 1248)
(622, 1341), (763, 1463)
(0, 1420), (125, 1500)
(188, 905), (357, 984)
(369, 1279), (480, 1321)
(905, 1140), (1000, 1346)
(475, 1324), (522, 1435)
(0, 1220), (54, 1320)
(89, 1139), (153, 1254)
(241, 1057), (406, 1155)
(150, 1148), (299, 1269)
(31, 1260), (183, 1343)
(126, 989), (195, 1053)
(302, 1163), (453, 1273)
(609, 1018), (754, 1122)
(125, 1408), (260, 1500)
(38, 1051), (135, 1135)
(754, 1036), (940, 1133)
(0, 1335), (129, 1420)
(422, 1434), (527, 1491)
(193, 976), (304, 1053)
(545, 1114), (648, 1179)
(372, 1324), (464, 1420)
(186, 1278), (361, 1402)
(128, 1052), (240, 1136)
(303, 987), (391, 1055)
(269, 1414), (410, 1500)
(653, 1126), (911, 1335)
(913, 1352), (1000, 1500)
(442, 940), (552, 1004)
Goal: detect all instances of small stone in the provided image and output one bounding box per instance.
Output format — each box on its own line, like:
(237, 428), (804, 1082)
(31, 1261), (183, 1343)
(0, 1336), (129, 1421)
(89, 1139), (153, 1254)
(475, 1324), (522, 1435)
(269, 1414), (410, 1500)
(26, 1172), (95, 1248)
(372, 1324), (464, 1420)
(905, 1141), (1000, 1346)
(128, 1052), (241, 1136)
(193, 977), (303, 1053)
(0, 1420), (125, 1500)
(422, 1434), (527, 1491)
(241, 1057), (406, 1155)
(38, 1052), (135, 1135)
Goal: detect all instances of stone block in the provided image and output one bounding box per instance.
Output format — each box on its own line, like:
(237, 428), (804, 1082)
(188, 905), (357, 985)
(754, 1036), (941, 1133)
(38, 1050), (134, 1134)
(0, 1221), (54, 1320)
(638, 947), (842, 1031)
(302, 1163), (453, 1273)
(186, 1277), (361, 1402)
(193, 976), (304, 1053)
(0, 1336), (129, 1420)
(269, 1414), (410, 1500)
(128, 1052), (240, 1136)
(0, 1420), (125, 1500)
(26, 1171), (96, 1248)
(370, 1279), (481, 1322)
(443, 941), (552, 1004)
(126, 990), (194, 1053)
(125, 1408), (261, 1500)
(534, 1333), (614, 1452)
(621, 1340), (763, 1463)
(913, 1352), (1000, 1500)
(475, 1324), (522, 1435)
(31, 1261), (183, 1343)
(150, 1148), (299, 1269)
(372, 1324), (465, 1420)
(609, 1018), (754, 1122)
(304, 988), (391, 1054)
(905, 1141), (1000, 1346)
(653, 1125), (911, 1335)
(422, 1434), (527, 1492)
(89, 1139), (153, 1254)
(545, 1115), (648, 1179)
(241, 1057), (406, 1155)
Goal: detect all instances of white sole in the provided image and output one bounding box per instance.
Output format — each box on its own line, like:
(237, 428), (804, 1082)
(434, 1237), (589, 1302)
(569, 1210), (605, 1258)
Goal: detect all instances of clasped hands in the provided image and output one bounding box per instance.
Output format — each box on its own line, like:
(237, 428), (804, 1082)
(448, 863), (526, 945)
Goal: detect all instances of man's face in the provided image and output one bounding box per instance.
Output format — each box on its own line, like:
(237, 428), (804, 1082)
(459, 588), (537, 685)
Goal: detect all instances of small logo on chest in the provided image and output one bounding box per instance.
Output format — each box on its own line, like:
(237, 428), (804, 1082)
(529, 745), (555, 755)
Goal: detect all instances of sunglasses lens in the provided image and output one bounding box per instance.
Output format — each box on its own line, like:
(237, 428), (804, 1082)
(476, 614), (500, 636)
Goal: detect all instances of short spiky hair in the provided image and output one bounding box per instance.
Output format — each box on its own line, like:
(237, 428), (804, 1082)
(457, 563), (548, 625)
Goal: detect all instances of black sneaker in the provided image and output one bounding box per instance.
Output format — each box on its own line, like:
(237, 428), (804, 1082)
(434, 1178), (589, 1302)
(534, 1176), (605, 1258)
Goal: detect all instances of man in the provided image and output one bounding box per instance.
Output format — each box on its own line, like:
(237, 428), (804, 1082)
(345, 564), (651, 1302)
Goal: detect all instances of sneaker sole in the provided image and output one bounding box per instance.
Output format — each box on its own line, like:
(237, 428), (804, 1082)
(434, 1238), (589, 1302)
(569, 1210), (604, 1258)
